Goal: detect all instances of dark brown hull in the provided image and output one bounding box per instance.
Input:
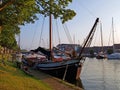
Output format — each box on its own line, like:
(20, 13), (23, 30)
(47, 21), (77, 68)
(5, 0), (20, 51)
(36, 60), (81, 82)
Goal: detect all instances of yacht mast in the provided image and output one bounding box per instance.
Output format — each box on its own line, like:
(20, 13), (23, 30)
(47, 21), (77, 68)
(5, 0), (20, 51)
(100, 23), (104, 52)
(112, 17), (115, 52)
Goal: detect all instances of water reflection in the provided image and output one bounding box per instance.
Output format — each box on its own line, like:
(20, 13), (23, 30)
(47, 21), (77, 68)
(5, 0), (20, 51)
(75, 78), (84, 89)
(80, 58), (120, 90)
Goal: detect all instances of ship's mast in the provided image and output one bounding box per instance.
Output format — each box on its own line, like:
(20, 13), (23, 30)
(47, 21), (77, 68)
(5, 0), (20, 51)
(112, 17), (115, 52)
(100, 23), (104, 52)
(49, 0), (52, 60)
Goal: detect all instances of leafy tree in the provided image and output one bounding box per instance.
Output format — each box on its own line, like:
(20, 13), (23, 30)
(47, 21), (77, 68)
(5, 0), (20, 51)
(0, 0), (76, 50)
(0, 29), (18, 50)
(107, 49), (113, 54)
(89, 49), (95, 57)
(36, 0), (76, 23)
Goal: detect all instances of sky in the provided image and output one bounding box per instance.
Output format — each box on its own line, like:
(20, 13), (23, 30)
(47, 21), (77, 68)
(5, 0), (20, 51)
(20, 0), (120, 50)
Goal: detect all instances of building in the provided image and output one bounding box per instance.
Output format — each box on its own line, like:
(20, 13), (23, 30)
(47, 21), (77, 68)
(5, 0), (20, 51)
(114, 44), (120, 52)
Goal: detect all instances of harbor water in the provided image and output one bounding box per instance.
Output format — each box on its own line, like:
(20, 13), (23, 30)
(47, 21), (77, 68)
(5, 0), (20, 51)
(79, 58), (120, 90)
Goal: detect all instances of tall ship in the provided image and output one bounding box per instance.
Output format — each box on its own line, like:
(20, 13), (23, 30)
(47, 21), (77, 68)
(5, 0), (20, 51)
(23, 18), (99, 83)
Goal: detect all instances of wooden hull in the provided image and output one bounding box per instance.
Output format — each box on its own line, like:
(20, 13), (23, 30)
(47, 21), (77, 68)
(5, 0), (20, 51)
(36, 60), (81, 82)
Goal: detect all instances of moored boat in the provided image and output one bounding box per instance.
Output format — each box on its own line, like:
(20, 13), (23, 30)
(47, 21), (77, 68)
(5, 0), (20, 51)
(107, 18), (120, 60)
(96, 23), (106, 59)
(30, 18), (99, 82)
(24, 51), (47, 66)
(96, 52), (106, 59)
(107, 52), (120, 60)
(36, 59), (80, 82)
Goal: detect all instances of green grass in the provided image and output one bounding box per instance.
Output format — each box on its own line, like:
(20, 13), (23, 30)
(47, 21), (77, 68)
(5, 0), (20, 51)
(0, 60), (52, 90)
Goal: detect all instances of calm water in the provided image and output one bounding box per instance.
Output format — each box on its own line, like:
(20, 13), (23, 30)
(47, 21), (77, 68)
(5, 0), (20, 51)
(80, 58), (120, 90)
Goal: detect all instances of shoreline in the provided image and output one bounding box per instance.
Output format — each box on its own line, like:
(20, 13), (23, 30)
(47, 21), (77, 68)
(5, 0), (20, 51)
(0, 57), (83, 90)
(27, 67), (83, 90)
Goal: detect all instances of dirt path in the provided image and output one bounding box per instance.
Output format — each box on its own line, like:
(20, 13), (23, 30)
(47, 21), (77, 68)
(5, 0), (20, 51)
(28, 68), (83, 90)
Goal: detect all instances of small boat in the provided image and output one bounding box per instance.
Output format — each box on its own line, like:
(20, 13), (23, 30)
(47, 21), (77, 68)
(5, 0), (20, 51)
(107, 18), (120, 60)
(107, 53), (120, 59)
(96, 54), (106, 59)
(24, 51), (47, 66)
(96, 23), (106, 59)
(96, 52), (106, 59)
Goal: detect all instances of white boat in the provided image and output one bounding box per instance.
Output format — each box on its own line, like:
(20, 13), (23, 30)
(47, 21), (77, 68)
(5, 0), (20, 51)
(107, 18), (120, 60)
(107, 53), (120, 59)
(24, 52), (47, 66)
(96, 51), (106, 59)
(96, 23), (106, 59)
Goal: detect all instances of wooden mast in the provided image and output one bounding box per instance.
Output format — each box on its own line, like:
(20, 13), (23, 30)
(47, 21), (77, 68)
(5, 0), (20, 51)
(49, 0), (52, 60)
(49, 14), (52, 60)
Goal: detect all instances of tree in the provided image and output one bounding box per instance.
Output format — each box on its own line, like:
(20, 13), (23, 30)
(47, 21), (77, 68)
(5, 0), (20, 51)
(89, 49), (95, 57)
(36, 0), (76, 23)
(107, 49), (113, 54)
(0, 0), (76, 49)
(0, 29), (18, 50)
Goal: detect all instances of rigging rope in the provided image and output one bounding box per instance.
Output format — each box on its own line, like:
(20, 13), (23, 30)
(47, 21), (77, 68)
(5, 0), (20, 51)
(79, 2), (97, 18)
(79, 18), (99, 58)
(86, 25), (97, 47)
(108, 25), (112, 46)
(80, 21), (98, 63)
(29, 28), (37, 49)
(81, 23), (97, 48)
(62, 23), (73, 44)
(39, 16), (45, 46)
(64, 23), (73, 44)
(29, 17), (40, 49)
(55, 19), (61, 44)
(90, 20), (101, 47)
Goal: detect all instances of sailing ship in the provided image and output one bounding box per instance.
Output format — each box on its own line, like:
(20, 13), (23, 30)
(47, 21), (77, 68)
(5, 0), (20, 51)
(96, 23), (106, 59)
(27, 17), (99, 82)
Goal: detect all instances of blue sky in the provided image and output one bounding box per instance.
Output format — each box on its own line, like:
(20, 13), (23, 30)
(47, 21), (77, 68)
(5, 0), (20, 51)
(20, 0), (120, 50)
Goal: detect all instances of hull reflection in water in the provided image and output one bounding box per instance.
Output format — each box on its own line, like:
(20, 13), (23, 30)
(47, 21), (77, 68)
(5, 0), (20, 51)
(80, 58), (120, 90)
(74, 78), (84, 89)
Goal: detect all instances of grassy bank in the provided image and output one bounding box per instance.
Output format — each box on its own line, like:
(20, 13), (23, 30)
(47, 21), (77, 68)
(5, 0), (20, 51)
(0, 60), (52, 90)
